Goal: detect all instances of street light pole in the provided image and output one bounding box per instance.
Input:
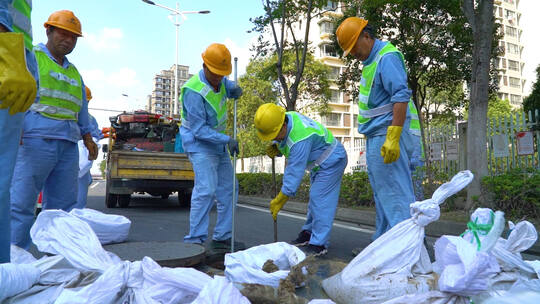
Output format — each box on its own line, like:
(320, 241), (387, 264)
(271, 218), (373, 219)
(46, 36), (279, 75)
(141, 0), (210, 116)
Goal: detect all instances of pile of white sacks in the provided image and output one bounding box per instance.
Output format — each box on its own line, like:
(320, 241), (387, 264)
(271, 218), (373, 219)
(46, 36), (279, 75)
(1, 170), (539, 303)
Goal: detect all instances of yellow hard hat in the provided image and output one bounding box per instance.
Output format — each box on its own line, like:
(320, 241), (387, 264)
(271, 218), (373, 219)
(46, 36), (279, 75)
(336, 17), (368, 57)
(44, 10), (82, 37)
(85, 86), (92, 101)
(201, 43), (232, 76)
(254, 103), (286, 141)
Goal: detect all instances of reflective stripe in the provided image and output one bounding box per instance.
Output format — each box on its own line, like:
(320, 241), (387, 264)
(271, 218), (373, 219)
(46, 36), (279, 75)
(358, 94), (368, 103)
(306, 140), (338, 171)
(30, 103), (78, 120)
(409, 129), (421, 136)
(39, 87), (83, 107)
(49, 71), (79, 86)
(200, 86), (211, 98)
(358, 103), (394, 118)
(8, 5), (32, 37)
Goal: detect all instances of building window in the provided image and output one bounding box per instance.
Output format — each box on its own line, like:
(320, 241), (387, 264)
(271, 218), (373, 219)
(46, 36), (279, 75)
(321, 44), (337, 57)
(353, 114), (358, 128)
(503, 76), (508, 86)
(329, 89), (340, 103)
(324, 1), (337, 10)
(502, 58), (506, 68)
(509, 77), (520, 88)
(510, 94), (521, 105)
(506, 42), (519, 55)
(319, 21), (334, 34)
(505, 9), (515, 20)
(505, 26), (517, 38)
(322, 113), (341, 126)
(508, 60), (519, 72)
(329, 66), (340, 80)
(343, 114), (351, 127)
(498, 7), (503, 17)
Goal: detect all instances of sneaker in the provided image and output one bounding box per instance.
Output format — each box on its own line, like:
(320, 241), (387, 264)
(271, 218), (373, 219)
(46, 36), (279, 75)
(210, 238), (246, 251)
(290, 230), (311, 246)
(301, 244), (327, 257)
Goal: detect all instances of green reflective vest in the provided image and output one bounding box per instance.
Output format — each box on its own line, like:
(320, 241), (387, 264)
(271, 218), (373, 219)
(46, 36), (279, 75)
(358, 42), (420, 136)
(8, 0), (32, 50)
(278, 112), (334, 158)
(180, 74), (227, 134)
(33, 46), (83, 121)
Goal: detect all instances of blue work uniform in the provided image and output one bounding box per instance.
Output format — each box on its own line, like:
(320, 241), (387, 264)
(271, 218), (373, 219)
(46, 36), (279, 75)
(180, 70), (238, 244)
(75, 114), (102, 209)
(277, 113), (348, 247)
(10, 43), (91, 249)
(0, 0), (39, 262)
(410, 134), (424, 201)
(358, 39), (416, 240)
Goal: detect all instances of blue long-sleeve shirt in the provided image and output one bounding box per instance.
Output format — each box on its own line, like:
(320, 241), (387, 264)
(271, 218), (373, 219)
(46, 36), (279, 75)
(0, 0), (39, 103)
(358, 39), (412, 137)
(180, 69), (238, 153)
(88, 114), (103, 140)
(277, 113), (347, 197)
(21, 43), (91, 143)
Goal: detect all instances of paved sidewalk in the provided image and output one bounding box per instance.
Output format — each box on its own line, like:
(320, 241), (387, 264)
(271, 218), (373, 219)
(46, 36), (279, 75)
(238, 195), (540, 256)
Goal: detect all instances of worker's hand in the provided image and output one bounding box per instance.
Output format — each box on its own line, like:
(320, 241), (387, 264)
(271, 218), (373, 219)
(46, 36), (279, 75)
(381, 126), (403, 164)
(0, 33), (37, 115)
(266, 144), (281, 158)
(83, 134), (98, 160)
(228, 138), (239, 156)
(229, 86), (243, 99)
(269, 191), (289, 220)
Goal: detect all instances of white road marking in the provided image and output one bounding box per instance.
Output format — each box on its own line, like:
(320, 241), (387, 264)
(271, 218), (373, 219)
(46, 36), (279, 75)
(238, 203), (375, 234)
(90, 181), (100, 189)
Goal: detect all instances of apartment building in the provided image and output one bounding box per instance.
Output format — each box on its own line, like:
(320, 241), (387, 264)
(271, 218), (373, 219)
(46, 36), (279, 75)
(147, 64), (192, 116)
(494, 0), (526, 107)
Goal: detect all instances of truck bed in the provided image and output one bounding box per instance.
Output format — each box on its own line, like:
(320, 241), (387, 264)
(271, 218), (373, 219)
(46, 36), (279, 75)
(109, 150), (194, 180)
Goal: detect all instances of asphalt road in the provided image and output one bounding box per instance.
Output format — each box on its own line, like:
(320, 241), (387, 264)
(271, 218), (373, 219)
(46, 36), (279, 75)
(83, 180), (374, 263)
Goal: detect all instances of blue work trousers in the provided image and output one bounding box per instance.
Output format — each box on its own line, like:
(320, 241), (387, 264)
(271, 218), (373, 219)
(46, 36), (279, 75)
(367, 131), (415, 241)
(0, 111), (24, 262)
(75, 170), (93, 209)
(302, 153), (348, 247)
(10, 138), (79, 249)
(184, 151), (237, 243)
(410, 134), (425, 201)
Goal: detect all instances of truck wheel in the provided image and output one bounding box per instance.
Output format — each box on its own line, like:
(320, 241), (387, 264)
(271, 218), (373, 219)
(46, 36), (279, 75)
(178, 189), (191, 208)
(118, 194), (131, 208)
(105, 175), (118, 208)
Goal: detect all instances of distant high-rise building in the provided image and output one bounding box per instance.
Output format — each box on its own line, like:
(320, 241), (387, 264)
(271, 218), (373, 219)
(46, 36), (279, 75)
(494, 0), (526, 107)
(148, 64), (192, 116)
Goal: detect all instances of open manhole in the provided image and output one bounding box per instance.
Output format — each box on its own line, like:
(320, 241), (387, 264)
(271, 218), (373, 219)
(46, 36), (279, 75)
(104, 241), (206, 267)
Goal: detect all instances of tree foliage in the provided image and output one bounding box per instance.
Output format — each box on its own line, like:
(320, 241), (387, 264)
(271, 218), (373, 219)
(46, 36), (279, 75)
(524, 64), (540, 116)
(250, 0), (336, 111)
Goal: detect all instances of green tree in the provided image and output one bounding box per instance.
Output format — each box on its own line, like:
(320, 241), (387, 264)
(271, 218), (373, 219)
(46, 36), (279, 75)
(524, 64), (540, 116)
(462, 0), (496, 208)
(250, 0), (335, 111)
(425, 80), (467, 128)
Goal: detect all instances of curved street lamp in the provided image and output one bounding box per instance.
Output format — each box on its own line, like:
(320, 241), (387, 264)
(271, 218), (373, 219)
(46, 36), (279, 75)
(142, 0), (210, 116)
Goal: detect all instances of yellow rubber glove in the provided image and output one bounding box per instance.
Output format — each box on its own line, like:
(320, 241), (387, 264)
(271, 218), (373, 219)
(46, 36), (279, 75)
(266, 144), (280, 158)
(0, 33), (37, 115)
(380, 126), (403, 164)
(269, 191), (289, 220)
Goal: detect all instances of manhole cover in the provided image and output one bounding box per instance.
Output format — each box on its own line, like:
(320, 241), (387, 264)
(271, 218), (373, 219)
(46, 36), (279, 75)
(104, 241), (205, 267)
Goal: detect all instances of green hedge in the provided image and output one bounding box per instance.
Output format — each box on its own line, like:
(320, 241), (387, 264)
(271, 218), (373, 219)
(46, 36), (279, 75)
(237, 171), (374, 208)
(482, 169), (540, 221)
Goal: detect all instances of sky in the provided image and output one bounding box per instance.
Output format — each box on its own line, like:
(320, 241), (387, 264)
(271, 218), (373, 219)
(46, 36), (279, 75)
(29, 0), (540, 173)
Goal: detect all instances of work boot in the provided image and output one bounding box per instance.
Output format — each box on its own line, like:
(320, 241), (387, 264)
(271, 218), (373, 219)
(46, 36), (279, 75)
(301, 244), (327, 257)
(210, 238), (246, 251)
(290, 230), (311, 246)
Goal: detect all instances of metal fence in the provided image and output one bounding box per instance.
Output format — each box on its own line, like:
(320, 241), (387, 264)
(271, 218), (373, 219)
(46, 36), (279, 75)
(425, 110), (540, 176)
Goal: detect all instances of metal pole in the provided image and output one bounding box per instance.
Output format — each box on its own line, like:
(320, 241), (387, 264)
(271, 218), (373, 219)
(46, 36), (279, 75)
(173, 2), (179, 115)
(272, 157), (277, 242)
(231, 57), (238, 253)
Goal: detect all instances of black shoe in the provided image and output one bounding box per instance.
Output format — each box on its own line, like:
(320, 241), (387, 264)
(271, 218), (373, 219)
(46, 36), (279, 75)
(301, 244), (327, 257)
(290, 230), (311, 246)
(210, 238), (246, 251)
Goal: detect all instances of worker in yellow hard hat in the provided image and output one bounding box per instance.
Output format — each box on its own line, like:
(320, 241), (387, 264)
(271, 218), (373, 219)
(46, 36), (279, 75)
(75, 86), (104, 209)
(254, 103), (348, 257)
(10, 10), (98, 250)
(179, 43), (244, 251)
(0, 0), (39, 263)
(336, 17), (419, 251)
